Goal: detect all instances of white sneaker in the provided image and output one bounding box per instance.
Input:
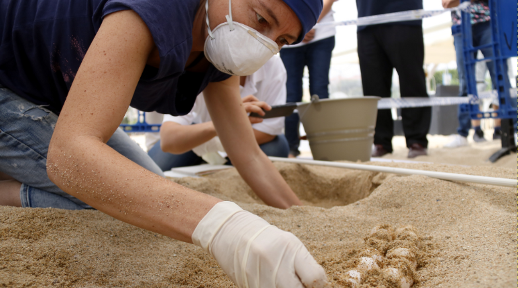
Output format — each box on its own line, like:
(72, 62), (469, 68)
(444, 135), (468, 148)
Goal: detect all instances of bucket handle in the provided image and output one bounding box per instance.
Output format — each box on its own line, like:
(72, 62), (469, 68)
(297, 94), (320, 120)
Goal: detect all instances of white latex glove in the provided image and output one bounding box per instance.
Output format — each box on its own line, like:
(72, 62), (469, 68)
(192, 202), (328, 288)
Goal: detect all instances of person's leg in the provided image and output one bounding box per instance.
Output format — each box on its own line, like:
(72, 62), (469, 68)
(106, 128), (164, 176)
(258, 135), (290, 157)
(357, 27), (395, 153)
(0, 180), (22, 206)
(147, 140), (204, 171)
(0, 85), (163, 209)
(0, 86), (90, 209)
(381, 25), (430, 150)
(306, 36), (336, 100)
(453, 32), (472, 138)
(280, 46), (306, 157)
(474, 21), (511, 94)
(0, 171), (19, 206)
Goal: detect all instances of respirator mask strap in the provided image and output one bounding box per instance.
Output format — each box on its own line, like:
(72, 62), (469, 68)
(206, 0), (235, 40)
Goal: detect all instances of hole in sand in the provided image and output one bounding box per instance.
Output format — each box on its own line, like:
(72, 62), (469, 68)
(170, 162), (390, 208)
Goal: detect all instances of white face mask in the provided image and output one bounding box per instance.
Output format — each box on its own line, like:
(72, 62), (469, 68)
(204, 0), (280, 76)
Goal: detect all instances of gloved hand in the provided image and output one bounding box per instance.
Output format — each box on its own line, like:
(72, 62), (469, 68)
(192, 202), (328, 288)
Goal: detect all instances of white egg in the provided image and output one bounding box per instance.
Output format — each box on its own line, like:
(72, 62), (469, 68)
(383, 267), (414, 288)
(400, 276), (414, 288)
(357, 257), (380, 271)
(395, 226), (418, 241)
(343, 269), (361, 287)
(371, 254), (385, 267)
(386, 248), (417, 270)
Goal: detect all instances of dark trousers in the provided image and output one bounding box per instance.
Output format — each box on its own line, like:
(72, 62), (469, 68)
(280, 36), (335, 155)
(358, 25), (431, 152)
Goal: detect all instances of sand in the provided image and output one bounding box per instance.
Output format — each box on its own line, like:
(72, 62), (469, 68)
(1, 161), (516, 287)
(380, 137), (516, 168)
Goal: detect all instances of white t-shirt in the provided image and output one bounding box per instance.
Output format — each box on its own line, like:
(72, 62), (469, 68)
(162, 56), (287, 136)
(282, 10), (336, 49)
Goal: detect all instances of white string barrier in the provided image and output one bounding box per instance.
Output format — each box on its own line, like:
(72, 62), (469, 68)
(377, 97), (468, 109)
(315, 2), (471, 28)
(291, 90), (516, 111)
(269, 157), (516, 188)
(376, 89), (517, 109)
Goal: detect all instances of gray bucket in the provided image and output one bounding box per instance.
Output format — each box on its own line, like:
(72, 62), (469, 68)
(297, 96), (380, 162)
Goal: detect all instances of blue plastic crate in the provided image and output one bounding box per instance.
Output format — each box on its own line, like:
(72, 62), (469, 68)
(460, 0), (517, 120)
(120, 110), (161, 133)
(494, 0), (517, 58)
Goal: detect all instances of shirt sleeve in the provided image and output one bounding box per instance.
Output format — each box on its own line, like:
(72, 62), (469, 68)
(251, 57), (287, 135)
(210, 70), (233, 83)
(101, 0), (195, 80)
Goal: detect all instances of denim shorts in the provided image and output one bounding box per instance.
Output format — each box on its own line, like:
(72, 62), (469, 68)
(0, 84), (164, 209)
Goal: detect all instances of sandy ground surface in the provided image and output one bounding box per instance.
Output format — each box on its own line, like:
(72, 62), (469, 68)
(378, 135), (516, 168)
(1, 158), (515, 287)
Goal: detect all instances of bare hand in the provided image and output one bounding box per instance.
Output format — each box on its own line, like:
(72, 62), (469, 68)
(241, 95), (270, 124)
(302, 29), (316, 43)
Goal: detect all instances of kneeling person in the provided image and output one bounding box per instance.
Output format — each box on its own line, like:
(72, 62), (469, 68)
(149, 56), (289, 171)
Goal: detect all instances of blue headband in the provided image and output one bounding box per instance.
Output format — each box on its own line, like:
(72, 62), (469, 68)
(282, 0), (323, 44)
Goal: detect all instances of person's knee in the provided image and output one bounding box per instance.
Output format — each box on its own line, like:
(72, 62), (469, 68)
(0, 179), (22, 207)
(259, 136), (290, 158)
(108, 129), (164, 176)
(0, 171), (14, 181)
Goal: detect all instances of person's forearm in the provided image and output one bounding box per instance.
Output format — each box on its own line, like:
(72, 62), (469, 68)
(318, 0), (336, 22)
(230, 148), (302, 208)
(160, 121), (217, 154)
(47, 135), (221, 243)
(204, 78), (302, 209)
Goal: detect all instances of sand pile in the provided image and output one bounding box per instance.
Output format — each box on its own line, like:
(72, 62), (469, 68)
(1, 161), (515, 287)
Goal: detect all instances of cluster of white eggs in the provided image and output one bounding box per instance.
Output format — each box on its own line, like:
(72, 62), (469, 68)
(341, 225), (420, 288)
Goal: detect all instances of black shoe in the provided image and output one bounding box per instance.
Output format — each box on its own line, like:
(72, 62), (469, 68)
(408, 143), (427, 158)
(473, 129), (487, 143)
(371, 144), (390, 157)
(289, 149), (300, 158)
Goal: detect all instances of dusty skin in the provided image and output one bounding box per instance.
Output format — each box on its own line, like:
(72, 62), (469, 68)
(0, 161), (515, 287)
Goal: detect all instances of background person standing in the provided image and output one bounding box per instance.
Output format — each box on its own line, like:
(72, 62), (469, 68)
(357, 0), (431, 158)
(280, 0), (337, 158)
